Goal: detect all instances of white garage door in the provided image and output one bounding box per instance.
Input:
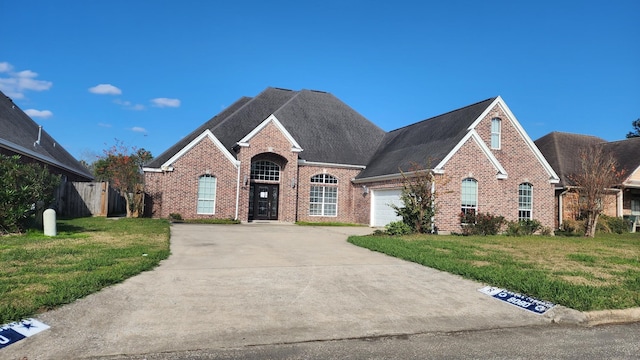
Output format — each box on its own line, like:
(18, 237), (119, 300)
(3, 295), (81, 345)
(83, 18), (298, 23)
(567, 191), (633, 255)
(372, 189), (403, 227)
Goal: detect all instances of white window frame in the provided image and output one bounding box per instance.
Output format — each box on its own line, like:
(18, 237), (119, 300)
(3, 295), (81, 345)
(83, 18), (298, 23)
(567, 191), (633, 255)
(251, 160), (280, 181)
(491, 117), (501, 150)
(310, 174), (338, 217)
(197, 175), (216, 214)
(461, 178), (478, 216)
(518, 183), (533, 220)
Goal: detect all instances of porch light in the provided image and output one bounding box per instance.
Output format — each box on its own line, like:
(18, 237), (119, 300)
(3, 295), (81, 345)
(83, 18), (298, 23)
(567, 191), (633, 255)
(362, 185), (369, 195)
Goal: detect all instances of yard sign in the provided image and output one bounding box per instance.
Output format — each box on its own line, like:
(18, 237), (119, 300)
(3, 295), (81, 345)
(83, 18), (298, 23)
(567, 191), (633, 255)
(0, 318), (50, 349)
(479, 286), (555, 315)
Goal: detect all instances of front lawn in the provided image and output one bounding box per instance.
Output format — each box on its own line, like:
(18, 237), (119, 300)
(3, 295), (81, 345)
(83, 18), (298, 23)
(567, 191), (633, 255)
(348, 233), (640, 311)
(0, 217), (170, 324)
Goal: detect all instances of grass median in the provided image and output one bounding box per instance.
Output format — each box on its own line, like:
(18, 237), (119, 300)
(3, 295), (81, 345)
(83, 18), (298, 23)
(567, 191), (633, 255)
(348, 233), (640, 311)
(0, 217), (170, 324)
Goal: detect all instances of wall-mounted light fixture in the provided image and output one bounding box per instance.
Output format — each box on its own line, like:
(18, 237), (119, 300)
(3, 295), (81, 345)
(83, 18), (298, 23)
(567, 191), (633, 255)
(244, 175), (249, 186)
(361, 185), (369, 195)
(290, 178), (297, 188)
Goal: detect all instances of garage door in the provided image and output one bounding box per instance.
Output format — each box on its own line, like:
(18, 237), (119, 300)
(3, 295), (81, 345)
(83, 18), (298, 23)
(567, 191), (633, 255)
(372, 189), (403, 227)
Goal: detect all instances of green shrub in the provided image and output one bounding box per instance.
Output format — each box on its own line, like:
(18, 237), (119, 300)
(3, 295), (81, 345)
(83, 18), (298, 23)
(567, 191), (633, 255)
(385, 220), (413, 235)
(599, 215), (628, 234)
(505, 219), (542, 236)
(459, 212), (505, 236)
(0, 155), (60, 234)
(168, 213), (183, 221)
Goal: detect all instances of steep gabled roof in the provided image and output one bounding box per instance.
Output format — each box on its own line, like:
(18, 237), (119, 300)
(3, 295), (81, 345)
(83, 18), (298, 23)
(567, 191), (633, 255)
(534, 131), (606, 187)
(356, 98), (496, 179)
(147, 87), (386, 168)
(602, 137), (640, 178)
(273, 89), (385, 165)
(0, 91), (93, 180)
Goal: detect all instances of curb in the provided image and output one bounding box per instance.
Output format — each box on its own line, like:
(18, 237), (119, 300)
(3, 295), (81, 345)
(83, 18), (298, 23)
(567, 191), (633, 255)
(548, 306), (640, 326)
(584, 307), (640, 326)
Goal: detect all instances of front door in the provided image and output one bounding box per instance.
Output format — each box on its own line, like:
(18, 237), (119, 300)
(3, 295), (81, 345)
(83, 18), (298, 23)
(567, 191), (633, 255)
(249, 184), (279, 220)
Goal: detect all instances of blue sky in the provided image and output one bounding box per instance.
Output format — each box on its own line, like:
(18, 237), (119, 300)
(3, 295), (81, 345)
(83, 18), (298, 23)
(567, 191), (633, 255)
(1, 1), (638, 162)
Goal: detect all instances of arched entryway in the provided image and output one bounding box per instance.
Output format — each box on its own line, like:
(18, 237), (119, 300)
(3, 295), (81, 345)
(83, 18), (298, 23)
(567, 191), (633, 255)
(248, 154), (287, 221)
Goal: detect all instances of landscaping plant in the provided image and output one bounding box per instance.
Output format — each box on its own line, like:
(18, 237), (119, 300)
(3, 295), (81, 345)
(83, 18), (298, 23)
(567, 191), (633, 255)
(0, 154), (60, 234)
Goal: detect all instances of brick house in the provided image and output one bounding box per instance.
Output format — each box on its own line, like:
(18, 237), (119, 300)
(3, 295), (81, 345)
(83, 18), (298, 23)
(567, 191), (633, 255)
(0, 91), (93, 182)
(144, 87), (559, 233)
(535, 132), (640, 230)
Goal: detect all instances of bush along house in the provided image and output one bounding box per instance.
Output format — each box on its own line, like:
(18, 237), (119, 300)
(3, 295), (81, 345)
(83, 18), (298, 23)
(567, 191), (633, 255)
(143, 87), (560, 233)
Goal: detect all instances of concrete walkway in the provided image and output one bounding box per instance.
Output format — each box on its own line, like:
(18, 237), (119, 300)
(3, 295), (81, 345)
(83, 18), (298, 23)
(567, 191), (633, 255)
(4, 224), (578, 359)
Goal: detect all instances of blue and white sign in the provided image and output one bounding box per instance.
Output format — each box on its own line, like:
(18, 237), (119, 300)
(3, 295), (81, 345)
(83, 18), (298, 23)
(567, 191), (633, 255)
(0, 318), (50, 349)
(479, 286), (555, 315)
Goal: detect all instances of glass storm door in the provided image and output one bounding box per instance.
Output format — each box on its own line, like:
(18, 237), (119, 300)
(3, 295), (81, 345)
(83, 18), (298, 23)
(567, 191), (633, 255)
(250, 184), (279, 220)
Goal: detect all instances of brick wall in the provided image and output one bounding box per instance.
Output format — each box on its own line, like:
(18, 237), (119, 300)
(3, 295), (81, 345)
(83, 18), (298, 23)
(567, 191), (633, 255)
(236, 121), (300, 222)
(144, 137), (239, 219)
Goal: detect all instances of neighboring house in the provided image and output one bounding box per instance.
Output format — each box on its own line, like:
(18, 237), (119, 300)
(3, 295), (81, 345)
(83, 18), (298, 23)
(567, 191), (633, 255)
(535, 132), (640, 230)
(144, 87), (559, 233)
(0, 91), (93, 182)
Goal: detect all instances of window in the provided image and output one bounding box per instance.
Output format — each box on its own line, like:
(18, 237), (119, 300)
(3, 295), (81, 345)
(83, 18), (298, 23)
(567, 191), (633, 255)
(632, 199), (640, 215)
(251, 160), (280, 181)
(461, 178), (478, 216)
(310, 174), (338, 216)
(197, 175), (216, 214)
(518, 183), (533, 220)
(491, 118), (501, 149)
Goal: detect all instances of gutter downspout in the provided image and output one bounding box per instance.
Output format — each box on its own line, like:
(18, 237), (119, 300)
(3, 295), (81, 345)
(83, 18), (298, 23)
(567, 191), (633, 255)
(234, 163), (240, 221)
(559, 187), (570, 228)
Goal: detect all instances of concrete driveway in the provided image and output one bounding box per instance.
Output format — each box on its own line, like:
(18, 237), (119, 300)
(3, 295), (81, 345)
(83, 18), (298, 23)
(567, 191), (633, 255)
(4, 224), (575, 359)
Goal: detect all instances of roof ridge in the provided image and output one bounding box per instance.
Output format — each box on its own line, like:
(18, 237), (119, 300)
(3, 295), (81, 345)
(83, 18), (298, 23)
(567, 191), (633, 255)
(210, 95), (255, 132)
(388, 97), (496, 133)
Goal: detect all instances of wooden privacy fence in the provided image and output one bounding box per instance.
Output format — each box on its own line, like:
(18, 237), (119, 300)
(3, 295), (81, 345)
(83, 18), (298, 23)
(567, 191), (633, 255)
(55, 181), (126, 218)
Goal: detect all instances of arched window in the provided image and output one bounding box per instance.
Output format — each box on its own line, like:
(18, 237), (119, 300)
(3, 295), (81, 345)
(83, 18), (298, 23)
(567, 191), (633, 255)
(491, 118), (501, 149)
(310, 174), (338, 216)
(197, 175), (216, 214)
(461, 178), (478, 216)
(251, 160), (280, 181)
(518, 183), (533, 220)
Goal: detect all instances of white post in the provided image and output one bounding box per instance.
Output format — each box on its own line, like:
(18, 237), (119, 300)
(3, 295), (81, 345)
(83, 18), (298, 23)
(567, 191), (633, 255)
(43, 208), (57, 236)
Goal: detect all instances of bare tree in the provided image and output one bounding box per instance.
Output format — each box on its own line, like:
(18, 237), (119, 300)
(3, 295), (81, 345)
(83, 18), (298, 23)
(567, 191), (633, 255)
(569, 146), (625, 237)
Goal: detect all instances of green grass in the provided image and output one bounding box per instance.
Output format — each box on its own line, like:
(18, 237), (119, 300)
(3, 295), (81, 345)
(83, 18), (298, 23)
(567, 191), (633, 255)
(0, 217), (170, 324)
(348, 233), (640, 311)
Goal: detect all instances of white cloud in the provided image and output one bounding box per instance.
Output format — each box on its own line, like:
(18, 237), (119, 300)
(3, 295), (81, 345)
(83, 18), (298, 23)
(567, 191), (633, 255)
(89, 84), (122, 95)
(0, 62), (53, 99)
(98, 122), (112, 128)
(24, 109), (53, 119)
(151, 97), (180, 108)
(114, 99), (145, 111)
(131, 126), (147, 133)
(0, 62), (13, 73)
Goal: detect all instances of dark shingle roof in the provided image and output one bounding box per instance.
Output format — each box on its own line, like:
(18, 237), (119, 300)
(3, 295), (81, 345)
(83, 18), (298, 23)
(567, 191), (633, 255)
(147, 87), (386, 168)
(356, 97), (496, 179)
(0, 91), (93, 180)
(534, 131), (606, 187)
(603, 137), (640, 179)
(274, 89), (385, 164)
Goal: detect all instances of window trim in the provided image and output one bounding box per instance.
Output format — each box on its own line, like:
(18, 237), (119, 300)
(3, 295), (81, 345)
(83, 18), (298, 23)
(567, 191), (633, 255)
(197, 174), (217, 215)
(518, 183), (533, 220)
(461, 178), (478, 216)
(491, 117), (501, 150)
(309, 174), (338, 217)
